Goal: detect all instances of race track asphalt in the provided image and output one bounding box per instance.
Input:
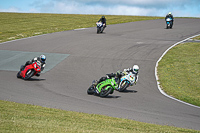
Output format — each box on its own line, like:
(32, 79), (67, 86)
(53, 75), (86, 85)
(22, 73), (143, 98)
(0, 18), (200, 130)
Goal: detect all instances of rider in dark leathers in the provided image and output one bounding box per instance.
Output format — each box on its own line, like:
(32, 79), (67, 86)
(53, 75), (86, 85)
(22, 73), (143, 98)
(93, 71), (124, 87)
(165, 12), (174, 26)
(98, 16), (107, 30)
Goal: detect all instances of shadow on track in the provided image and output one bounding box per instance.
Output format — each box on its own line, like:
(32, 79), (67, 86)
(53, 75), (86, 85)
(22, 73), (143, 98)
(119, 90), (137, 93)
(25, 78), (46, 81)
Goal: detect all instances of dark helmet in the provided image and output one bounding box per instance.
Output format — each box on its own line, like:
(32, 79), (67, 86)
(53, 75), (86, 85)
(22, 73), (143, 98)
(102, 16), (105, 19)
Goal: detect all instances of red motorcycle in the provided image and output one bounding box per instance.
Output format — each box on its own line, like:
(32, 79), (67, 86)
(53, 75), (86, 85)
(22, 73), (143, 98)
(17, 61), (41, 80)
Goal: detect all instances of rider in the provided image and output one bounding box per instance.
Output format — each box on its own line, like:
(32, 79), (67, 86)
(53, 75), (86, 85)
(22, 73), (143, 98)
(93, 71), (124, 86)
(165, 12), (174, 25)
(22, 55), (46, 77)
(97, 16), (107, 29)
(123, 65), (139, 85)
(93, 65), (139, 86)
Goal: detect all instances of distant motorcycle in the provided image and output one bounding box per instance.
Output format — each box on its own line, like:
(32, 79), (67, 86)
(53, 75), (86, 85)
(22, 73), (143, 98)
(165, 17), (173, 29)
(118, 72), (136, 92)
(17, 61), (41, 80)
(96, 22), (104, 33)
(87, 74), (119, 97)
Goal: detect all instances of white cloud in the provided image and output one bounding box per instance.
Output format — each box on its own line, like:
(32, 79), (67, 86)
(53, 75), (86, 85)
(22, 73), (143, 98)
(0, 0), (199, 17)
(0, 7), (21, 12)
(30, 0), (199, 17)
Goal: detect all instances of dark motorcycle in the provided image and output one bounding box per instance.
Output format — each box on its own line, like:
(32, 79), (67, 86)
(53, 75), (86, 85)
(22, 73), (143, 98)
(166, 18), (173, 29)
(96, 22), (104, 33)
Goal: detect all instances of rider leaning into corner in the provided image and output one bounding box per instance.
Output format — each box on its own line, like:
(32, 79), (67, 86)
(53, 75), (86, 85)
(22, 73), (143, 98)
(93, 65), (139, 90)
(123, 65), (139, 85)
(165, 12), (174, 25)
(97, 16), (107, 30)
(22, 55), (46, 77)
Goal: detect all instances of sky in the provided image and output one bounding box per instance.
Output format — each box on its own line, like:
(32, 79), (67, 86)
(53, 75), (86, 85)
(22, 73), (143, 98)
(0, 0), (200, 17)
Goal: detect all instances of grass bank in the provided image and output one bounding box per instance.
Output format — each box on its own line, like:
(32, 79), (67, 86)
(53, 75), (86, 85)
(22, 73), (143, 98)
(157, 41), (200, 106)
(0, 100), (198, 133)
(0, 12), (162, 43)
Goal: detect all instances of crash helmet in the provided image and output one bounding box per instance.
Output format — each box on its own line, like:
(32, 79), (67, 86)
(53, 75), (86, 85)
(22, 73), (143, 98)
(168, 12), (172, 15)
(40, 55), (46, 62)
(102, 16), (105, 19)
(133, 65), (139, 73)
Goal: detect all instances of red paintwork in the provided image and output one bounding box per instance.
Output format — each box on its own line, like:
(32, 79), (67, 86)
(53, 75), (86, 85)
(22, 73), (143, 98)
(20, 62), (41, 78)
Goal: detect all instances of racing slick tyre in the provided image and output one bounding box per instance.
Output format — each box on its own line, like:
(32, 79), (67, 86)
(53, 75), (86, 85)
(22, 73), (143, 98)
(97, 28), (100, 34)
(17, 71), (21, 78)
(119, 81), (129, 92)
(99, 86), (113, 97)
(87, 85), (95, 95)
(24, 69), (35, 80)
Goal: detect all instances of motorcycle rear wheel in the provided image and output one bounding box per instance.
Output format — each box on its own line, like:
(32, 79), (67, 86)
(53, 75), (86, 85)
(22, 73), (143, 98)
(99, 86), (113, 97)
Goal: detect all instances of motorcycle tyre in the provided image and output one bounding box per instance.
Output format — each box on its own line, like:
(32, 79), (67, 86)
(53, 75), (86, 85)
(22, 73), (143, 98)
(100, 27), (104, 33)
(24, 69), (35, 80)
(97, 28), (100, 34)
(119, 81), (129, 92)
(17, 71), (21, 78)
(87, 85), (95, 95)
(99, 86), (113, 97)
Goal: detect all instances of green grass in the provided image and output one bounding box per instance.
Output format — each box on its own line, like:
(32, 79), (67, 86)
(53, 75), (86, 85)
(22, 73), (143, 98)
(0, 100), (198, 133)
(193, 35), (200, 40)
(157, 42), (200, 106)
(0, 12), (162, 43)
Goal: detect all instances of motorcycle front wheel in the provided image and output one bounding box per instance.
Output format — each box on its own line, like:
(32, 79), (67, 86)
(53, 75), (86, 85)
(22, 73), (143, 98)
(17, 71), (21, 78)
(87, 85), (95, 95)
(24, 69), (35, 80)
(119, 81), (129, 92)
(97, 28), (100, 34)
(99, 86), (113, 97)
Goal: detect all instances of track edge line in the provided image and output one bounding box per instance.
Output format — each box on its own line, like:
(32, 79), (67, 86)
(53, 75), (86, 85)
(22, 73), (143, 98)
(155, 34), (200, 109)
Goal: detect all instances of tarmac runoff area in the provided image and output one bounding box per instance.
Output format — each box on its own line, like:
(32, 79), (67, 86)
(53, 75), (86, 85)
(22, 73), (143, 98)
(0, 50), (69, 73)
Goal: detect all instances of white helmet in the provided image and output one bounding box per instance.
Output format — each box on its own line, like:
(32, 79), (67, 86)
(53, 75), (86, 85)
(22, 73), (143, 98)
(40, 55), (46, 62)
(133, 65), (139, 73)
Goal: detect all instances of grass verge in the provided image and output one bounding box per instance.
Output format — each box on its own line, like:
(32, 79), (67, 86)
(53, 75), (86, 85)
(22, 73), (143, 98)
(0, 12), (162, 43)
(157, 42), (200, 106)
(193, 35), (200, 40)
(0, 100), (198, 133)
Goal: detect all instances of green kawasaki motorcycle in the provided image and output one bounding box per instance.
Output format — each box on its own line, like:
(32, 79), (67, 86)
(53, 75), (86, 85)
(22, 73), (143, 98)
(87, 75), (119, 97)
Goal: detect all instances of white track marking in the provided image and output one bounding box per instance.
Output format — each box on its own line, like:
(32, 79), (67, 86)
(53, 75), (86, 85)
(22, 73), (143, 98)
(155, 34), (200, 109)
